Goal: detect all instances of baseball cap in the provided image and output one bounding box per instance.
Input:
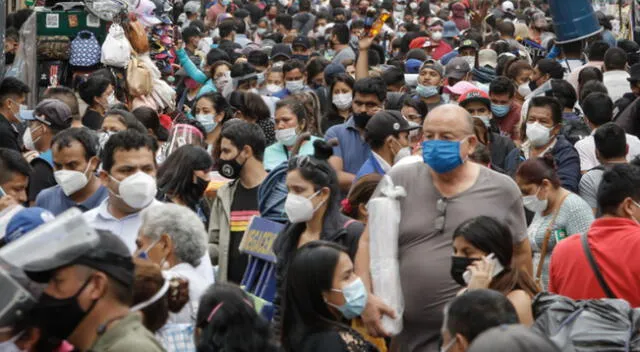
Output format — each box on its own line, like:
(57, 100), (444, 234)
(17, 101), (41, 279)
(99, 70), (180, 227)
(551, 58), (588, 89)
(183, 1), (200, 14)
(405, 58), (423, 74)
(409, 37), (429, 50)
(443, 21), (460, 38)
(135, 0), (161, 27)
(458, 39), (479, 51)
(445, 57), (471, 79)
(420, 59), (444, 77)
(270, 43), (292, 61)
(22, 99), (72, 130)
(5, 207), (55, 244)
(427, 18), (444, 28)
(292, 36), (311, 50)
(25, 229), (135, 287)
(445, 81), (478, 95)
(458, 88), (490, 108)
(502, 0), (515, 12)
(324, 63), (346, 85)
(182, 26), (204, 42)
(478, 49), (498, 68)
(365, 110), (420, 141)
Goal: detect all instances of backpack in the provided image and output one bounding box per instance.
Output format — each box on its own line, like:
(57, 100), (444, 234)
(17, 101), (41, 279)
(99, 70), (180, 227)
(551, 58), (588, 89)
(69, 30), (101, 67)
(532, 292), (639, 351)
(101, 24), (131, 68)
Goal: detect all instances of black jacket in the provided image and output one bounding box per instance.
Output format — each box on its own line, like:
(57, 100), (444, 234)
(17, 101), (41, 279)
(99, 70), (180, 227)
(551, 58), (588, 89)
(272, 213), (364, 339)
(0, 113), (21, 151)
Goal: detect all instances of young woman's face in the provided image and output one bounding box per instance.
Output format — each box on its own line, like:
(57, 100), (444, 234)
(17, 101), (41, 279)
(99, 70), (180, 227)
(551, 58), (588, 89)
(267, 71), (285, 87)
(452, 236), (486, 260)
(275, 106), (300, 131)
(96, 84), (114, 107)
(331, 81), (352, 97)
(285, 169), (329, 209)
(195, 97), (216, 115)
(401, 106), (422, 125)
(324, 252), (358, 307)
(101, 115), (127, 132)
(515, 69), (533, 86)
(213, 65), (230, 80)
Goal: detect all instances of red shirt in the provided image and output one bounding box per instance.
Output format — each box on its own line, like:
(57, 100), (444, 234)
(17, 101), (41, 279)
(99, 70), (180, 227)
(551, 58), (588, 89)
(431, 41), (453, 61)
(495, 102), (522, 142)
(549, 217), (640, 307)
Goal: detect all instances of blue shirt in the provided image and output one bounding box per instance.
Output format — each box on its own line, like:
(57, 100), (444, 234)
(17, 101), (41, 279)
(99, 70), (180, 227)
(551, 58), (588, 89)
(324, 117), (371, 175)
(263, 136), (321, 171)
(35, 184), (109, 215)
(355, 154), (386, 181)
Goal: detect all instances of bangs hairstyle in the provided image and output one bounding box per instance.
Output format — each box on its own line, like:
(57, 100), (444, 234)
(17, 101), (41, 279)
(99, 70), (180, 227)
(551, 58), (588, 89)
(515, 153), (561, 188)
(157, 145), (213, 206)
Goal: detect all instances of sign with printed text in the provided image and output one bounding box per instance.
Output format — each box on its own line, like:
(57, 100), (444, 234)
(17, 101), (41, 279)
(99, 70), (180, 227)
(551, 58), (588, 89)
(239, 217), (284, 262)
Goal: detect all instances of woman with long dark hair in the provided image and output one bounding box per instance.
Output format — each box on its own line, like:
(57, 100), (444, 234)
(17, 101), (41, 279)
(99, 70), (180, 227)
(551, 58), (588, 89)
(195, 283), (279, 352)
(451, 216), (540, 326)
(157, 145), (213, 225)
(228, 91), (277, 145)
(321, 73), (355, 133)
(194, 92), (234, 146)
(272, 140), (365, 338)
(282, 241), (377, 352)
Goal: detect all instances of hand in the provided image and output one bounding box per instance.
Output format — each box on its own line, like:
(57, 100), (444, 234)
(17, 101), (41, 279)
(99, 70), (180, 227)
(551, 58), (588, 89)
(175, 39), (184, 50)
(469, 0), (490, 27)
(466, 257), (495, 290)
(22, 150), (39, 163)
(359, 35), (374, 51)
(0, 195), (18, 213)
(361, 294), (396, 338)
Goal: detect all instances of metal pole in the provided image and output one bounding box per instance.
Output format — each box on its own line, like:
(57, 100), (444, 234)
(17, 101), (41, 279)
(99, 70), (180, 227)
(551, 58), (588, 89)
(0, 0), (6, 78)
(632, 0), (637, 42)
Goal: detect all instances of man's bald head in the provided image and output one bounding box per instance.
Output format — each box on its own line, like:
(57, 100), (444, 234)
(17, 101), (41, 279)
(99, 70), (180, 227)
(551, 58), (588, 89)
(424, 104), (475, 135)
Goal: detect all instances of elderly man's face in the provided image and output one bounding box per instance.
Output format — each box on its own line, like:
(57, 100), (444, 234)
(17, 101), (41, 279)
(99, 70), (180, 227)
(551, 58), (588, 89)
(423, 105), (477, 156)
(135, 231), (169, 266)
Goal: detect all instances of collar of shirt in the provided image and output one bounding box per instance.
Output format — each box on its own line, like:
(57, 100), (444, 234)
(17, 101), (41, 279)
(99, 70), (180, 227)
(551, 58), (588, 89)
(603, 70), (630, 79)
(522, 138), (557, 159)
(345, 116), (358, 131)
(371, 151), (391, 173)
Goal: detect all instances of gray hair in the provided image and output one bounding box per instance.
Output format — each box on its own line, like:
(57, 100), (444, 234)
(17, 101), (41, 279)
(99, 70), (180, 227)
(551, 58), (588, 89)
(140, 203), (207, 267)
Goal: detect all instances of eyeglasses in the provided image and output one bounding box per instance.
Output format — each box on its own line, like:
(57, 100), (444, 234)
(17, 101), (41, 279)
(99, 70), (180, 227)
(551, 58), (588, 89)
(434, 197), (448, 233)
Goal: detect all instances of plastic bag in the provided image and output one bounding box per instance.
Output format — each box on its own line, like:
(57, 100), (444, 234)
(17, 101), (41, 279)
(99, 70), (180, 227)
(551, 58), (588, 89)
(367, 175), (405, 335)
(101, 24), (131, 68)
(127, 56), (153, 97)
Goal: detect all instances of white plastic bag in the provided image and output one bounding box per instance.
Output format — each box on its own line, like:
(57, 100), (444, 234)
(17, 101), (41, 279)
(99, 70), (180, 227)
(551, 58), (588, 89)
(101, 24), (131, 68)
(367, 175), (405, 335)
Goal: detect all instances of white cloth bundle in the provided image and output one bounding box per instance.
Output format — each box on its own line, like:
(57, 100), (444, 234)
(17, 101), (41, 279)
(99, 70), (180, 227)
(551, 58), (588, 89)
(367, 175), (405, 335)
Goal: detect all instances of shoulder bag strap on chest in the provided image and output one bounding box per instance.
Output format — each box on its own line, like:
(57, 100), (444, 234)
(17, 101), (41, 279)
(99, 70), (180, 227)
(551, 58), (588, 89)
(535, 192), (570, 284)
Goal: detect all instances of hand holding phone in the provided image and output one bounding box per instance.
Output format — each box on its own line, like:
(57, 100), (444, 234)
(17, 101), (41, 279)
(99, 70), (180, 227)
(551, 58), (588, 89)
(463, 253), (505, 289)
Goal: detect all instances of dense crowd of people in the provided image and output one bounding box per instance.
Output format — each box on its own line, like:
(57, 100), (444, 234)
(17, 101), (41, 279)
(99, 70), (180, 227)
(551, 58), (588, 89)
(1, 0), (640, 351)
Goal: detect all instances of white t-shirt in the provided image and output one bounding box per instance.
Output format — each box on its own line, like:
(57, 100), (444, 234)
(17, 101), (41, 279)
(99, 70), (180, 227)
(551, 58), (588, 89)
(575, 132), (640, 171)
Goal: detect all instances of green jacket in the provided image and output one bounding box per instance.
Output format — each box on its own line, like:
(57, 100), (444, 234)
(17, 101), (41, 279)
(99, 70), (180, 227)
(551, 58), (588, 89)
(208, 179), (239, 282)
(90, 313), (165, 352)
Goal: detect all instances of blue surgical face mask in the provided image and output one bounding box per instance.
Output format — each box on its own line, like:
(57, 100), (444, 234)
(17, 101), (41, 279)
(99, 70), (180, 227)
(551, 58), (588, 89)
(422, 138), (467, 174)
(491, 103), (510, 118)
(325, 277), (368, 319)
(292, 54), (309, 62)
(416, 84), (439, 98)
(138, 239), (160, 260)
(256, 72), (265, 86)
(196, 113), (217, 133)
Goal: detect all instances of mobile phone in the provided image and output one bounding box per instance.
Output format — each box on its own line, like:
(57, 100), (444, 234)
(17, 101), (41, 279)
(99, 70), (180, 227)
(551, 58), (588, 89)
(0, 186), (6, 199)
(463, 253), (504, 284)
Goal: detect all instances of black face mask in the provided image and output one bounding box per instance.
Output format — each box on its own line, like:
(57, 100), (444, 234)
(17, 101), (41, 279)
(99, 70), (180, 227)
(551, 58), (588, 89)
(34, 277), (98, 340)
(529, 80), (538, 91)
(191, 176), (209, 201)
(5, 52), (15, 65)
(450, 256), (480, 286)
(219, 154), (245, 179)
(353, 112), (372, 129)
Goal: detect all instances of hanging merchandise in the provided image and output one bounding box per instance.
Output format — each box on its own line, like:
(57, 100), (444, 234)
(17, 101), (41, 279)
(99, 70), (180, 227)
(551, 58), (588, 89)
(101, 24), (131, 68)
(127, 55), (153, 97)
(125, 19), (150, 54)
(69, 30), (101, 67)
(36, 36), (71, 61)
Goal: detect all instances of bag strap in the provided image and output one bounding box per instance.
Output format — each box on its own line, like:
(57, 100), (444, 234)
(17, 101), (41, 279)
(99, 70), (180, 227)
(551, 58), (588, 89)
(535, 192), (570, 283)
(343, 219), (357, 229)
(581, 232), (616, 298)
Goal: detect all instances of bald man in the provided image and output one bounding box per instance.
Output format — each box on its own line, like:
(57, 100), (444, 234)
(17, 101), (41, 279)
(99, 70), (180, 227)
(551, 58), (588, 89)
(355, 105), (532, 352)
